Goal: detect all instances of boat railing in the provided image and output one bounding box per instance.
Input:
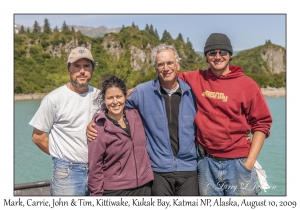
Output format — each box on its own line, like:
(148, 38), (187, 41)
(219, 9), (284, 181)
(14, 180), (50, 196)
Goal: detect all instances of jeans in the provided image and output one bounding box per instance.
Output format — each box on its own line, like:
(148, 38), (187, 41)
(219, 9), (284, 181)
(50, 157), (89, 196)
(197, 154), (261, 196)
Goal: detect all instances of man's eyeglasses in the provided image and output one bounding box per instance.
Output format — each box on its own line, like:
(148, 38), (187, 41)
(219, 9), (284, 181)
(156, 61), (176, 69)
(207, 50), (229, 57)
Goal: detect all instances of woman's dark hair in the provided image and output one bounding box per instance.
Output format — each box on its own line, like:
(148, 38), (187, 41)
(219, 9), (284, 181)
(94, 75), (127, 108)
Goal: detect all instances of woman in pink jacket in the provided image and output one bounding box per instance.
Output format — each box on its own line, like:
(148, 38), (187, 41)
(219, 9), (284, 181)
(88, 76), (153, 196)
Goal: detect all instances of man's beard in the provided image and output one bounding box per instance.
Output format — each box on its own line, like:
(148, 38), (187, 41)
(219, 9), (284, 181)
(70, 77), (90, 89)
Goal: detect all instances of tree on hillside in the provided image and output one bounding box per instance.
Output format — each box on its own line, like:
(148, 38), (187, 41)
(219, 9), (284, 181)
(145, 24), (149, 31)
(132, 22), (136, 28)
(26, 27), (30, 33)
(149, 24), (156, 37)
(161, 30), (172, 43)
(43, 18), (52, 34)
(71, 26), (75, 32)
(145, 24), (156, 37)
(19, 25), (25, 34)
(265, 39), (272, 44)
(176, 33), (184, 42)
(62, 21), (69, 32)
(53, 26), (59, 32)
(187, 37), (193, 49)
(33, 20), (41, 34)
(154, 29), (160, 40)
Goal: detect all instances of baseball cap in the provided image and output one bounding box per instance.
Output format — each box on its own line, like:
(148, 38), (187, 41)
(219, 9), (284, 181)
(67, 47), (96, 66)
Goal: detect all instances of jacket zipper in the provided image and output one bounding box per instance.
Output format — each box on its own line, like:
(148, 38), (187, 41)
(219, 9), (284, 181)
(169, 94), (177, 171)
(158, 85), (179, 172)
(158, 89), (172, 148)
(175, 89), (186, 171)
(130, 136), (139, 187)
(111, 116), (139, 187)
(174, 156), (177, 171)
(169, 94), (172, 123)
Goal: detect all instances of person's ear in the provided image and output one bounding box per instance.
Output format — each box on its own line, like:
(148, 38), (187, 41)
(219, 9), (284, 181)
(177, 62), (180, 71)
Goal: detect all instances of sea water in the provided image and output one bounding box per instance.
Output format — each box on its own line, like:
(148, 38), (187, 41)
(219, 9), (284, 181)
(13, 98), (286, 195)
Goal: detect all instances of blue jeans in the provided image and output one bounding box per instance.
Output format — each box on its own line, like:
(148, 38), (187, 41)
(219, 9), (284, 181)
(50, 157), (89, 196)
(197, 154), (261, 196)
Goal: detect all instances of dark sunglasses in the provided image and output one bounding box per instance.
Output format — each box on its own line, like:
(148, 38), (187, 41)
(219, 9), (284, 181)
(207, 50), (229, 57)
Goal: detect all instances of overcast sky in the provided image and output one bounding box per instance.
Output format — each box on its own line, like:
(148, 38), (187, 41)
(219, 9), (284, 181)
(14, 14), (286, 52)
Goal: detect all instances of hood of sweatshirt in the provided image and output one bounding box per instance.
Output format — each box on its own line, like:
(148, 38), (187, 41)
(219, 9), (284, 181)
(94, 110), (105, 122)
(207, 65), (244, 79)
(93, 111), (123, 134)
(93, 108), (136, 136)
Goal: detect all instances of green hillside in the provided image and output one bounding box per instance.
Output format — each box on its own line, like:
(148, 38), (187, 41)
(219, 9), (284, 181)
(14, 26), (207, 94)
(231, 43), (286, 88)
(14, 26), (285, 94)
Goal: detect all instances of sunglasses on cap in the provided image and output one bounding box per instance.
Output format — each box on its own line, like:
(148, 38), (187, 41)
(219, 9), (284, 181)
(207, 50), (229, 57)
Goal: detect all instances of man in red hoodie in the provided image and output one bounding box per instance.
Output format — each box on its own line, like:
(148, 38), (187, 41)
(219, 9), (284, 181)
(178, 33), (272, 196)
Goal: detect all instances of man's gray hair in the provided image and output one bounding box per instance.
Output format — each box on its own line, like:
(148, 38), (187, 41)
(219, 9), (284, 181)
(151, 43), (181, 67)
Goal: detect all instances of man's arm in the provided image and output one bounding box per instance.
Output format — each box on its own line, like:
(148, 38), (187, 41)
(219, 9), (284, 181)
(31, 128), (50, 155)
(243, 131), (266, 170)
(243, 86), (272, 170)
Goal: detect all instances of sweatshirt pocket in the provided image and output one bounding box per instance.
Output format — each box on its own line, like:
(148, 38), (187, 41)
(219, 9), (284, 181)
(194, 110), (232, 150)
(135, 146), (152, 176)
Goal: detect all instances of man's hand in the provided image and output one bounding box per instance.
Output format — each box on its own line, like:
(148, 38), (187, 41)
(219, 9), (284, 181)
(126, 88), (134, 99)
(243, 131), (266, 170)
(87, 120), (97, 141)
(245, 130), (251, 140)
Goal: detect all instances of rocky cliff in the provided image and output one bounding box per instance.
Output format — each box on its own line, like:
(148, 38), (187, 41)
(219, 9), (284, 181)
(261, 46), (286, 74)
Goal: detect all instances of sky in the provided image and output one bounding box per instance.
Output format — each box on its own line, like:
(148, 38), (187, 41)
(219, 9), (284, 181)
(2, 0), (299, 208)
(14, 14), (286, 52)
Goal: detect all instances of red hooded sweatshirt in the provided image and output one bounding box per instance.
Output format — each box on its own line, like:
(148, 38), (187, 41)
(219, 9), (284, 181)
(178, 66), (272, 158)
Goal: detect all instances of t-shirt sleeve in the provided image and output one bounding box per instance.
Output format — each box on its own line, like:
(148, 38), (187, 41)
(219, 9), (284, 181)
(29, 96), (57, 133)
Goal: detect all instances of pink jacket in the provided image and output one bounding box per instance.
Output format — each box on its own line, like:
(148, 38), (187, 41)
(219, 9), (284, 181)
(88, 108), (153, 196)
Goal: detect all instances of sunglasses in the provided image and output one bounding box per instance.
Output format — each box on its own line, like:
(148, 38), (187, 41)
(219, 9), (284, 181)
(207, 50), (229, 57)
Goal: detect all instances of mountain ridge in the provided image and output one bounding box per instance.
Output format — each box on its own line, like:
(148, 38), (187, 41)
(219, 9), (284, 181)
(14, 23), (121, 38)
(14, 26), (286, 94)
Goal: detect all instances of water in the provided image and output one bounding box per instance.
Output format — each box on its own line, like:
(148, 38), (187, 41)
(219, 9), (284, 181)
(14, 100), (52, 184)
(256, 98), (286, 196)
(14, 98), (286, 195)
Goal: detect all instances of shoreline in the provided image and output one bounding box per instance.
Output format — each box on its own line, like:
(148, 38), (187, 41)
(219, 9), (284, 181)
(14, 88), (286, 101)
(260, 87), (286, 98)
(14, 93), (47, 101)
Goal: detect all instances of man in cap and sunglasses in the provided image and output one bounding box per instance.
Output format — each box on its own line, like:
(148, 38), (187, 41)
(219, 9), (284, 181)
(29, 47), (100, 196)
(178, 33), (272, 195)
